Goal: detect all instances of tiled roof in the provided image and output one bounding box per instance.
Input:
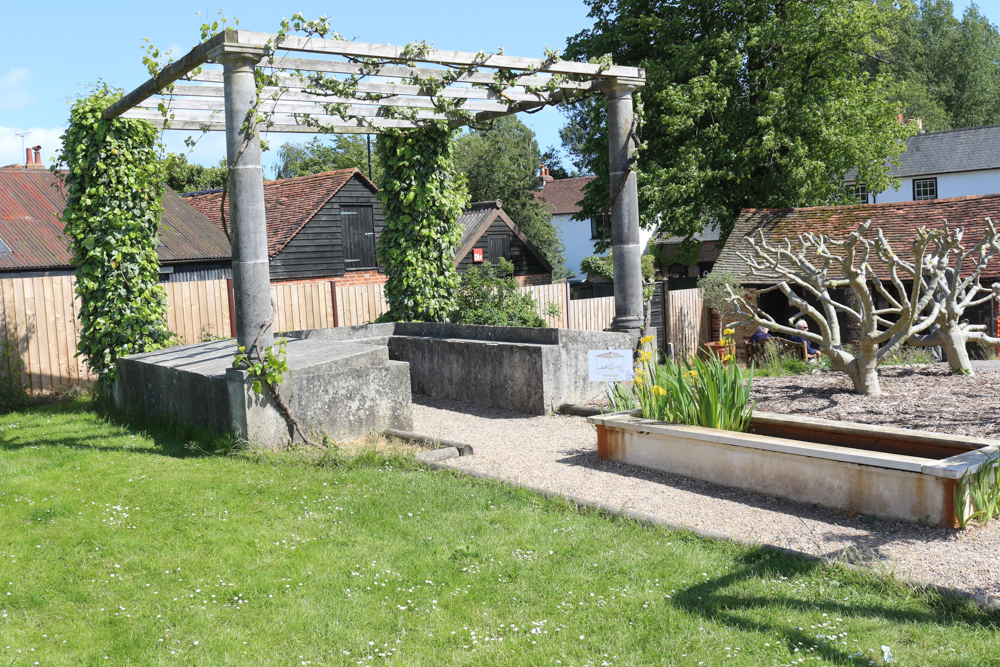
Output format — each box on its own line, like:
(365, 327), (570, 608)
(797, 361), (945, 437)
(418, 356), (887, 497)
(457, 200), (502, 249)
(185, 168), (371, 256)
(846, 124), (1000, 181)
(533, 176), (594, 215)
(0, 168), (231, 271)
(715, 193), (1000, 283)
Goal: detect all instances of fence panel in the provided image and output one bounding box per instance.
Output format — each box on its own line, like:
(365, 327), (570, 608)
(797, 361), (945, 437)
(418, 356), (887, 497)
(521, 283), (569, 328)
(0, 275), (95, 392)
(163, 279), (231, 344)
(270, 281), (338, 333)
(667, 288), (709, 358)
(336, 283), (389, 327)
(569, 295), (615, 332)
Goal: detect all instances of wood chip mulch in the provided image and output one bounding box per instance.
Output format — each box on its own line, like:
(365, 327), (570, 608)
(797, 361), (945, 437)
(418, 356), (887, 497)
(750, 365), (1000, 439)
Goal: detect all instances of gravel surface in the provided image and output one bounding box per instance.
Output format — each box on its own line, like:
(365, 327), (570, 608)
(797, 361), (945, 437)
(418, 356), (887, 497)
(411, 367), (1000, 599)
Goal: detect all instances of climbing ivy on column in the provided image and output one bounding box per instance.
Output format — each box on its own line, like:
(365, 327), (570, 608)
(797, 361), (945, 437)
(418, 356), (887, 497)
(376, 124), (469, 322)
(53, 84), (170, 382)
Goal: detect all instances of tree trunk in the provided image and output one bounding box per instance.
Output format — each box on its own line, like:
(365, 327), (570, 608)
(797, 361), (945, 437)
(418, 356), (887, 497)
(939, 323), (973, 375)
(849, 361), (881, 396)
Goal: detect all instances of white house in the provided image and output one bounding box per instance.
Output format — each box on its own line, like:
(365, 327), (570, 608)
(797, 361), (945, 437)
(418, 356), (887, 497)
(534, 170), (656, 280)
(846, 123), (1000, 204)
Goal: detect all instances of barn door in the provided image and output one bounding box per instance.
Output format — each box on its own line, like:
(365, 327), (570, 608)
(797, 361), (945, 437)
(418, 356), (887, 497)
(342, 205), (376, 268)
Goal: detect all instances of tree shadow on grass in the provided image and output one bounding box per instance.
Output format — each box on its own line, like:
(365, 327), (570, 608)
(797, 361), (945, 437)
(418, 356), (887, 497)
(0, 397), (231, 459)
(668, 547), (997, 666)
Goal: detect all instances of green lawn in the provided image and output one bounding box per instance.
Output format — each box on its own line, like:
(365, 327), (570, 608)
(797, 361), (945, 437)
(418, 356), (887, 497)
(0, 399), (996, 666)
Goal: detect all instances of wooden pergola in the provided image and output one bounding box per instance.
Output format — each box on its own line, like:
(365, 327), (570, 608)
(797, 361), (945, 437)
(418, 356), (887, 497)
(105, 28), (646, 354)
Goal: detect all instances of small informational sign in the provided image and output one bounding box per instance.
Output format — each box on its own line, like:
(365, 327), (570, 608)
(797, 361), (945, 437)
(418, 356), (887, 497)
(588, 350), (633, 382)
(472, 247), (484, 262)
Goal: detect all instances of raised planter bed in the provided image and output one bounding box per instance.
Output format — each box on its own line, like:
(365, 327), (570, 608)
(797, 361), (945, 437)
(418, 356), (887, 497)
(588, 411), (998, 527)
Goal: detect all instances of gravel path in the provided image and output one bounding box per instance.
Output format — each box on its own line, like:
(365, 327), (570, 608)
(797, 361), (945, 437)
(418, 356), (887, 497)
(411, 376), (1000, 599)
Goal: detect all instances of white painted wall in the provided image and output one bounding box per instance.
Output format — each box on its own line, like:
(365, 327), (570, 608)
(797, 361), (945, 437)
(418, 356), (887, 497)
(873, 169), (1000, 204)
(552, 213), (657, 279)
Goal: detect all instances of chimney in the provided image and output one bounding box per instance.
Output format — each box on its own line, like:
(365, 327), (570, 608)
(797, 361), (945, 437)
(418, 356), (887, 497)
(27, 146), (44, 169)
(540, 164), (553, 183)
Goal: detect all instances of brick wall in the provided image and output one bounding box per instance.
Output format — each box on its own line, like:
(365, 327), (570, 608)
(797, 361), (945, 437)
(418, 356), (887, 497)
(333, 270), (387, 287)
(270, 271), (387, 289)
(515, 273), (553, 287)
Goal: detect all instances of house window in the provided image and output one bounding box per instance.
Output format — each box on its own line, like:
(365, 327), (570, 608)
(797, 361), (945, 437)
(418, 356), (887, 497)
(342, 205), (377, 269)
(590, 214), (609, 240)
(913, 178), (937, 201)
(853, 182), (868, 204)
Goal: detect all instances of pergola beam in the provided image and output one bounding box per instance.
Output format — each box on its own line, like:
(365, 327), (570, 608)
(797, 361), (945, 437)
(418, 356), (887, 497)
(186, 70), (565, 104)
(103, 32), (227, 120)
(233, 30), (644, 79)
(266, 56), (597, 90)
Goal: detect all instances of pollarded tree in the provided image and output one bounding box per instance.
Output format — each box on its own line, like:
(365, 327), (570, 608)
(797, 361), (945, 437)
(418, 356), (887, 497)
(725, 222), (953, 396)
(907, 219), (1000, 374)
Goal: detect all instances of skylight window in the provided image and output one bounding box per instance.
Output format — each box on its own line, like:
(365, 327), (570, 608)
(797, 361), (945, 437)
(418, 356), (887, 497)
(0, 236), (12, 255)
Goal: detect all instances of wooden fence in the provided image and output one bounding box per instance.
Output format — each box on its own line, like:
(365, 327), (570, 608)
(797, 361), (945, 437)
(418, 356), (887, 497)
(0, 274), (706, 392)
(663, 287), (710, 358)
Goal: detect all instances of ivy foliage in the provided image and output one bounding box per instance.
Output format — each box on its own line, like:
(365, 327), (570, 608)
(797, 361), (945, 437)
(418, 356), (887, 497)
(453, 259), (546, 328)
(53, 84), (170, 382)
(581, 253), (654, 283)
(375, 125), (469, 322)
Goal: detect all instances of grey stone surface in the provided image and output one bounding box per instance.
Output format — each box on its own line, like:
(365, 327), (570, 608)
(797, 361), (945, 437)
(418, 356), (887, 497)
(415, 447), (461, 463)
(114, 337), (412, 447)
(288, 322), (636, 414)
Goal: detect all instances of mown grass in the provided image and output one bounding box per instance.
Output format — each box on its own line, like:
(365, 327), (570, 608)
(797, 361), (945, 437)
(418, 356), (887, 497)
(1, 399), (997, 666)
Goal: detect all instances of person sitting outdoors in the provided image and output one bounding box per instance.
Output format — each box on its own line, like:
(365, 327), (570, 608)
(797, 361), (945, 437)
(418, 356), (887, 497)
(747, 326), (772, 343)
(788, 319), (822, 361)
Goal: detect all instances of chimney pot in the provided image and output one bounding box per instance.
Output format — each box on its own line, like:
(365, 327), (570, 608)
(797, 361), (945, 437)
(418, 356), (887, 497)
(25, 148), (32, 167)
(33, 146), (41, 165)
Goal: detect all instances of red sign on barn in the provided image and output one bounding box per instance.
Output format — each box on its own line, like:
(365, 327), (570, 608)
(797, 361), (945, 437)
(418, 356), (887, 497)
(473, 247), (484, 262)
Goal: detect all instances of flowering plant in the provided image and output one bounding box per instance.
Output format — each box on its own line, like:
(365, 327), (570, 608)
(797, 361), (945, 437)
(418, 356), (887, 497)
(608, 337), (754, 432)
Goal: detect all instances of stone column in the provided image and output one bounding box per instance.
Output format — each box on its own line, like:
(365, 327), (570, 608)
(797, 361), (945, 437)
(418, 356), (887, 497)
(606, 82), (643, 332)
(220, 51), (272, 353)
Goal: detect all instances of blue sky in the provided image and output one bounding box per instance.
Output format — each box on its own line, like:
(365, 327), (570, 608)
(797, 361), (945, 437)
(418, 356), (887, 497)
(1, 0), (996, 175)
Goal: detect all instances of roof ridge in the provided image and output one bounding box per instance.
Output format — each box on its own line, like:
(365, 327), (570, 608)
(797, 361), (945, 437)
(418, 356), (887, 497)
(262, 167), (359, 187)
(909, 123), (1000, 138)
(742, 192), (1000, 215)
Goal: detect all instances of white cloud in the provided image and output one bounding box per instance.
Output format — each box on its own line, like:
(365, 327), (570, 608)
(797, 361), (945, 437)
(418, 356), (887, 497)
(0, 69), (35, 111)
(0, 126), (66, 167)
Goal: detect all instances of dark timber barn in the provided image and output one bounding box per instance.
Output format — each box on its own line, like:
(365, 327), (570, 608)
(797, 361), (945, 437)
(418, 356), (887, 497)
(185, 168), (388, 288)
(455, 200), (552, 286)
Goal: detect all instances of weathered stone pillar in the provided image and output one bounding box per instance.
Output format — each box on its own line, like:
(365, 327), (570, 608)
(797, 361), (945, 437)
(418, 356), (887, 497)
(606, 82), (643, 332)
(220, 50), (272, 354)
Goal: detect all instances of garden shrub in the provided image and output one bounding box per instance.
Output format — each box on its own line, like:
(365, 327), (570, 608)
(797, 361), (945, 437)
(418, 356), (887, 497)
(453, 259), (546, 327)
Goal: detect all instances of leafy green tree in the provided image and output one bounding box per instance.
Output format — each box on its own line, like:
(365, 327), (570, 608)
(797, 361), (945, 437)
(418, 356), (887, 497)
(275, 135), (381, 183)
(162, 153), (226, 193)
(453, 117), (568, 277)
(883, 0), (1000, 131)
(562, 0), (915, 242)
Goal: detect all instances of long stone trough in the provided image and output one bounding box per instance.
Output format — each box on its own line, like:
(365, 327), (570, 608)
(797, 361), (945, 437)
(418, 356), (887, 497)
(289, 322), (635, 415)
(588, 411), (999, 527)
